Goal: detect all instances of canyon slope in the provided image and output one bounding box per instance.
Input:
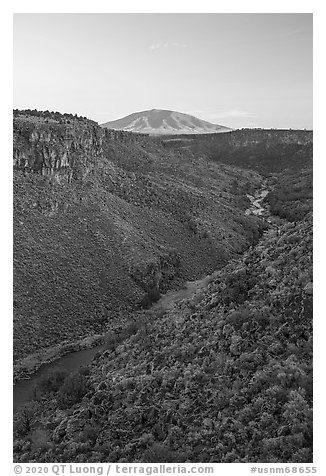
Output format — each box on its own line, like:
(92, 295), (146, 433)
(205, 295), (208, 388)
(13, 110), (313, 463)
(16, 213), (312, 463)
(13, 110), (262, 367)
(101, 109), (232, 135)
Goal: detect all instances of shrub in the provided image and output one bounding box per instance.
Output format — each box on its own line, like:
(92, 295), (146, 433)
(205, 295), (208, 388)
(226, 309), (251, 330)
(13, 402), (40, 437)
(57, 371), (89, 409)
(35, 368), (68, 394)
(142, 443), (179, 463)
(187, 219), (198, 234)
(30, 428), (51, 451)
(78, 366), (91, 376)
(79, 424), (100, 444)
(140, 288), (161, 309)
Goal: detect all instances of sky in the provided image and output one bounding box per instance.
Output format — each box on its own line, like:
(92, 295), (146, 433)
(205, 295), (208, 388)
(13, 13), (313, 129)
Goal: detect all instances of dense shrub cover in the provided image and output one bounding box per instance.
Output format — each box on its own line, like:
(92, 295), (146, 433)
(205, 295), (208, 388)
(13, 213), (312, 463)
(57, 371), (90, 409)
(266, 169), (312, 221)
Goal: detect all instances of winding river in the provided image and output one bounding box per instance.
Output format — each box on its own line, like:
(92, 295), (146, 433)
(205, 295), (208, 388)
(13, 275), (212, 412)
(14, 183), (272, 412)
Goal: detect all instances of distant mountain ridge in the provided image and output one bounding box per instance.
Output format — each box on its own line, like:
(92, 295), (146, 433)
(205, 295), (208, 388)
(101, 109), (232, 135)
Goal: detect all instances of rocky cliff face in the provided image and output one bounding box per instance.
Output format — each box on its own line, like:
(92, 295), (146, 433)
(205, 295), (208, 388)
(13, 115), (155, 181)
(162, 128), (312, 147)
(219, 128), (312, 147)
(13, 116), (104, 181)
(14, 115), (312, 180)
(162, 128), (313, 174)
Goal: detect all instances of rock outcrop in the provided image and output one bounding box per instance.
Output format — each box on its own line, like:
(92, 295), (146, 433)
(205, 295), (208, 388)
(14, 116), (104, 181)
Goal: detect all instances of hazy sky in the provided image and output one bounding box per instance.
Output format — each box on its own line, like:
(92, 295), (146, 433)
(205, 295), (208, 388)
(13, 13), (312, 129)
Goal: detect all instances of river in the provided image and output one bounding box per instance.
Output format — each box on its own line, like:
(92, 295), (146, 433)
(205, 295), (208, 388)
(14, 183), (272, 412)
(13, 274), (213, 412)
(13, 344), (108, 411)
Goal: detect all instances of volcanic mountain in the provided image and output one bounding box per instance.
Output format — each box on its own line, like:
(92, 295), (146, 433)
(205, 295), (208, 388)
(101, 109), (232, 135)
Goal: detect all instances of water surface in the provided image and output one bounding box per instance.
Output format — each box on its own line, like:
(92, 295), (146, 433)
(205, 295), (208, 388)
(14, 344), (106, 411)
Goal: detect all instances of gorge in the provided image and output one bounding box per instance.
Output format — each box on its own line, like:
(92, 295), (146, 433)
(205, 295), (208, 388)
(13, 109), (313, 463)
